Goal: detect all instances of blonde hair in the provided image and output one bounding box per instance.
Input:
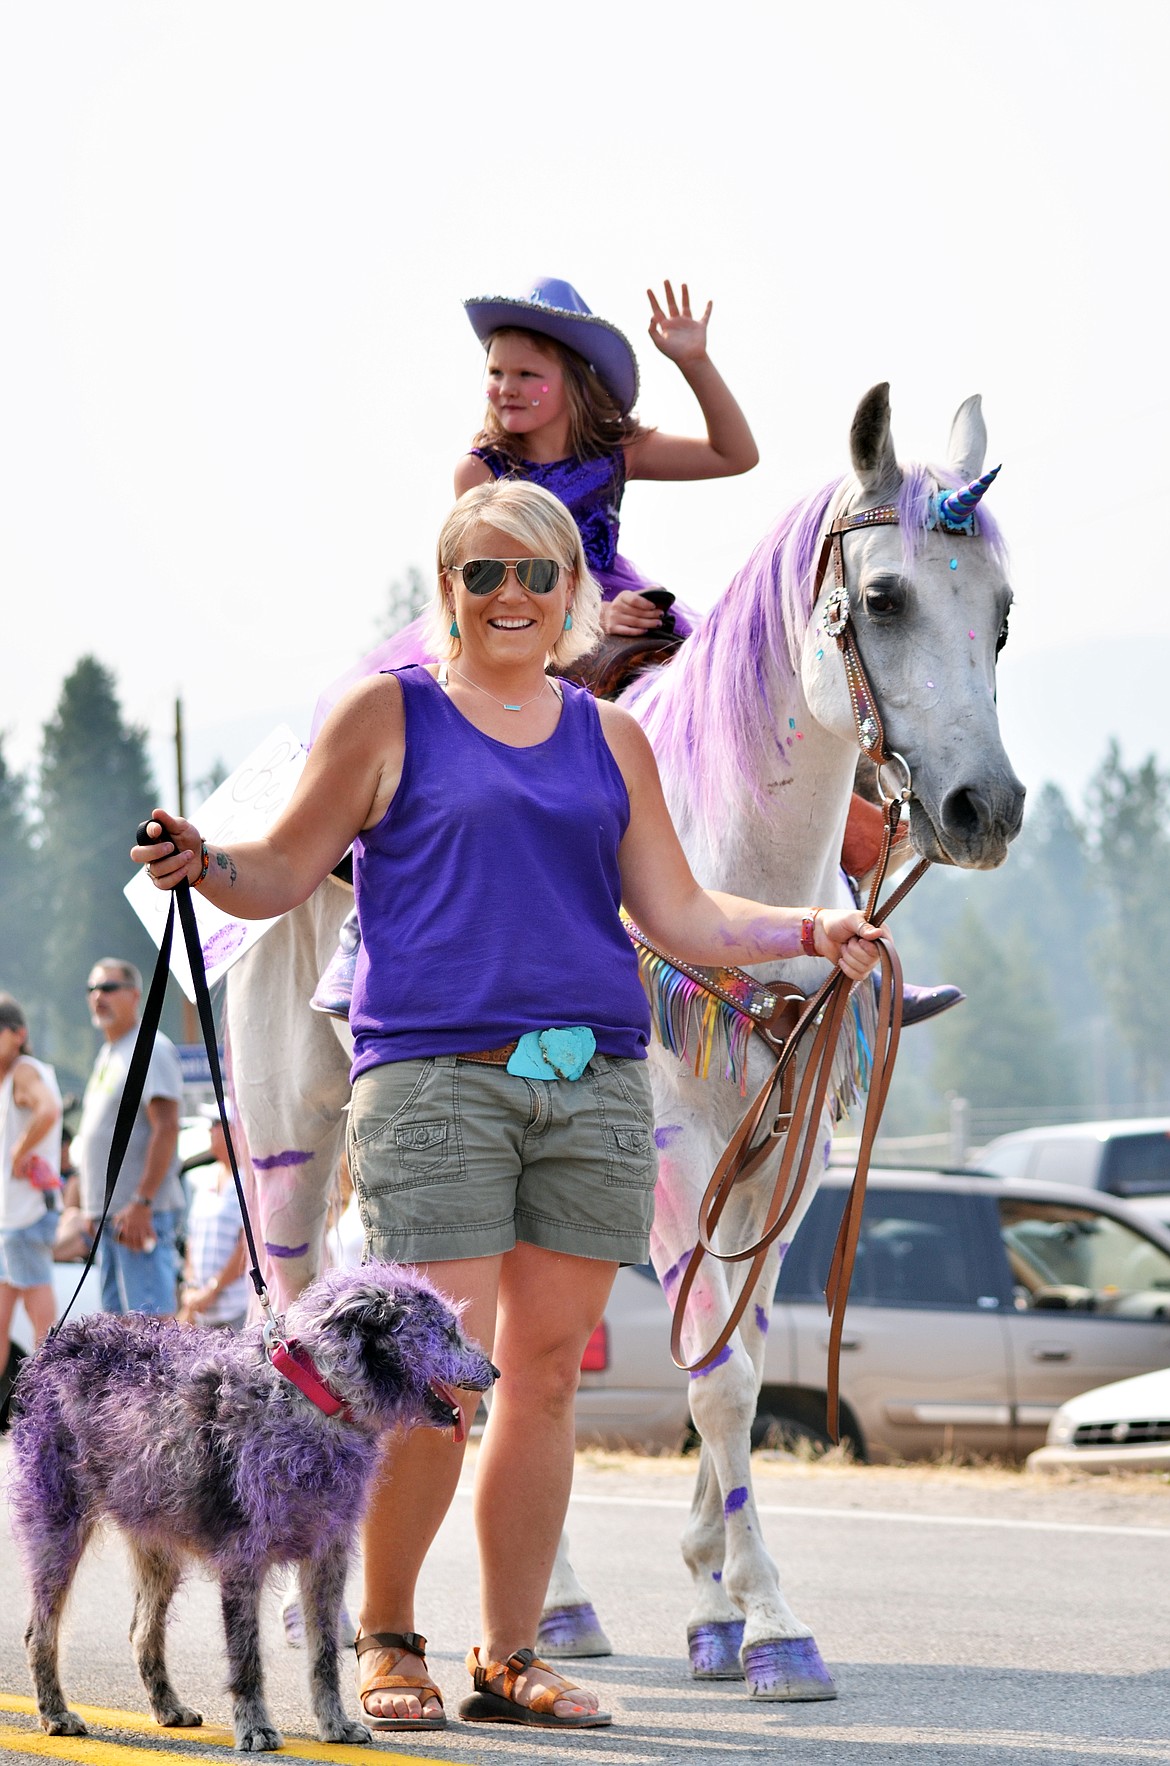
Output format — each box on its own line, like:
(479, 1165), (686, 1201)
(432, 480), (603, 669)
(472, 329), (649, 463)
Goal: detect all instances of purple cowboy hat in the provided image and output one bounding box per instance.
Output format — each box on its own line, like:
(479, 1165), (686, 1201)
(463, 276), (640, 416)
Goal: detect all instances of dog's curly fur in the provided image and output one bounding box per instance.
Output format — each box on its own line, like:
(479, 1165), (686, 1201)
(9, 1262), (496, 1751)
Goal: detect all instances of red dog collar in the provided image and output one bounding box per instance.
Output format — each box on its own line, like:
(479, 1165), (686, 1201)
(269, 1339), (352, 1421)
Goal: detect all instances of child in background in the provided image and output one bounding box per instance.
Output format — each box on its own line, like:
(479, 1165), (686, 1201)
(179, 1106), (249, 1331)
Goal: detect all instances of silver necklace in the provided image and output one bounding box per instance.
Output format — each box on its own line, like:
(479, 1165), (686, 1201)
(446, 662), (552, 713)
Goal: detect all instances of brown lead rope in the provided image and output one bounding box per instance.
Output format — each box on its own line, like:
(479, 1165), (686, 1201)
(668, 820), (930, 1440)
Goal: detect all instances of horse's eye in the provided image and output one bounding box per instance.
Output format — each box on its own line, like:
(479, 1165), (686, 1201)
(996, 607), (1010, 655)
(864, 586), (900, 617)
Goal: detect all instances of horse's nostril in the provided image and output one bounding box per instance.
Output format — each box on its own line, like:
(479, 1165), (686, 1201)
(940, 785), (990, 841)
(489, 1362), (502, 1381)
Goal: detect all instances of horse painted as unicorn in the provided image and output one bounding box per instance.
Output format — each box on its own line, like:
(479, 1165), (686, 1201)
(225, 382), (1023, 1701)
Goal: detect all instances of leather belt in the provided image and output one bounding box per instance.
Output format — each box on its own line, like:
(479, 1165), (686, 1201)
(456, 1041), (520, 1067)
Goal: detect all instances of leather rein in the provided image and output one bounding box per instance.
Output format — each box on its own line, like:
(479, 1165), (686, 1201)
(667, 500), (938, 1441)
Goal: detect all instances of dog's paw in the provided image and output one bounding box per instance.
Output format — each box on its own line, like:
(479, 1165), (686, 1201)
(236, 1728), (284, 1753)
(235, 1724), (284, 1752)
(320, 1719), (372, 1745)
(40, 1711), (88, 1737)
(156, 1704), (202, 1728)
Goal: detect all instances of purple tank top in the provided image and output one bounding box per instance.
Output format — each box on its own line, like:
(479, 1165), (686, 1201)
(471, 446), (627, 575)
(349, 666), (651, 1078)
(470, 446), (694, 633)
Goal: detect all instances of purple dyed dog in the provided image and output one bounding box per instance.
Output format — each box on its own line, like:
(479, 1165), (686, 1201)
(9, 1262), (497, 1751)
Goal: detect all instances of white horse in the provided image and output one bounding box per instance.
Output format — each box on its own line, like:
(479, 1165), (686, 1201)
(226, 383), (1023, 1699)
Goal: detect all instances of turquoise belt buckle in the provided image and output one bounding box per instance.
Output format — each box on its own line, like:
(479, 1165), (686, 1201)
(507, 1026), (597, 1082)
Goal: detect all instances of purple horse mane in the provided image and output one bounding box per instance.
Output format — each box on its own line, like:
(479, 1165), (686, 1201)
(625, 464), (1007, 836)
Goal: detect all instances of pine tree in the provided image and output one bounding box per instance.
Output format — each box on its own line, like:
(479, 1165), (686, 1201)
(0, 736), (42, 1022)
(37, 658), (164, 1086)
(1084, 742), (1170, 1106)
(375, 566), (429, 642)
(931, 905), (1069, 1123)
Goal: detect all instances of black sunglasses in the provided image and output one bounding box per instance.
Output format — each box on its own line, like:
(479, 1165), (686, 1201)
(451, 558), (561, 596)
(86, 981), (132, 995)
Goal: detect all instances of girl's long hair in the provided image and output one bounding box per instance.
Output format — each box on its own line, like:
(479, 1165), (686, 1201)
(472, 329), (651, 462)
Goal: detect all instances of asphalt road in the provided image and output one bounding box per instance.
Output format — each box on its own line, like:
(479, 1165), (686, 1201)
(2, 1442), (1170, 1765)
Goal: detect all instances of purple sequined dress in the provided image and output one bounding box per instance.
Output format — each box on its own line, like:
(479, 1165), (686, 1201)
(310, 447), (695, 740)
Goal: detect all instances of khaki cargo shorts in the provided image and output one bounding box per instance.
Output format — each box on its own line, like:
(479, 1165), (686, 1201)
(347, 1053), (657, 1266)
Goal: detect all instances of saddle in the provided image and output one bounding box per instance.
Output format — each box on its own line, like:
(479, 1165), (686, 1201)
(560, 620), (685, 700)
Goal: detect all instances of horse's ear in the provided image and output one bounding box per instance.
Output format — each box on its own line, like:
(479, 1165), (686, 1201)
(850, 383), (900, 503)
(946, 394), (987, 482)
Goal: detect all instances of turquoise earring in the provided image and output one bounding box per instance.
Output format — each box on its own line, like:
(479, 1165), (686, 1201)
(563, 612), (573, 632)
(449, 618), (459, 638)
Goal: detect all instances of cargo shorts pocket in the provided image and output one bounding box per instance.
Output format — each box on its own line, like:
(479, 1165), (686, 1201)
(349, 1061), (465, 1190)
(599, 1061), (658, 1191)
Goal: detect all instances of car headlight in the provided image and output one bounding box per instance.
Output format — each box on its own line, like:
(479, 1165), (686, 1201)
(1047, 1408), (1075, 1447)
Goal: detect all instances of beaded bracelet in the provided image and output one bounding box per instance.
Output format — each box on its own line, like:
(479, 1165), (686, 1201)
(800, 910), (822, 960)
(196, 840), (211, 885)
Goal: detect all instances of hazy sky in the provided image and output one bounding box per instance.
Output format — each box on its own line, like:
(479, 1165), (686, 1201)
(3, 2), (1167, 814)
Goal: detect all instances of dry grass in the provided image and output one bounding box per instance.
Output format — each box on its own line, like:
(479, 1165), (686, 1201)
(571, 1441), (1170, 1497)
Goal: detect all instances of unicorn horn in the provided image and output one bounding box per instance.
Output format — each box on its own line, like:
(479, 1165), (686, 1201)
(938, 464), (1001, 529)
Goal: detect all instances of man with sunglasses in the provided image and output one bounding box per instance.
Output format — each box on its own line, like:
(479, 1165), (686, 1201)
(74, 959), (184, 1317)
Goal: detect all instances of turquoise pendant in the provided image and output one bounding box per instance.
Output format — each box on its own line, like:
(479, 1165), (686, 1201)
(507, 1026), (597, 1082)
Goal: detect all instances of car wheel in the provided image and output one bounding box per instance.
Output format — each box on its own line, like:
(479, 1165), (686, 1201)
(751, 1408), (834, 1455)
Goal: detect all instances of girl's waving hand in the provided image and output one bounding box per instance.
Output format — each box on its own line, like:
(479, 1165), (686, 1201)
(646, 281), (713, 366)
(627, 279), (758, 482)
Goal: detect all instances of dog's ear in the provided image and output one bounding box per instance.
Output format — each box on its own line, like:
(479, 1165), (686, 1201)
(318, 1284), (408, 1339)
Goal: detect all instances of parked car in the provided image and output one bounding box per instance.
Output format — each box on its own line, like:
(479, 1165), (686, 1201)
(976, 1118), (1170, 1200)
(574, 1167), (1170, 1462)
(1027, 1365), (1170, 1474)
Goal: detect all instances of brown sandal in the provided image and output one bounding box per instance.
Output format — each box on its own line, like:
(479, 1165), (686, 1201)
(354, 1630), (446, 1731)
(458, 1645), (612, 1728)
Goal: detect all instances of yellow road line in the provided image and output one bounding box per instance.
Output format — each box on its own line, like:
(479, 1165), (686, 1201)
(0, 1697), (460, 1766)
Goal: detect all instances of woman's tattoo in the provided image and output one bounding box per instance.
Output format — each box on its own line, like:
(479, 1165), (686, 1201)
(213, 849), (238, 887)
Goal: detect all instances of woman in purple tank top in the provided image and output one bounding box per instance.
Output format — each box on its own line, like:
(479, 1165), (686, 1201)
(134, 480), (890, 1734)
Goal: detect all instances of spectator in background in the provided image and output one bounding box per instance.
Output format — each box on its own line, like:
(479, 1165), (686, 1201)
(179, 1104), (250, 1330)
(75, 959), (183, 1316)
(0, 994), (63, 1373)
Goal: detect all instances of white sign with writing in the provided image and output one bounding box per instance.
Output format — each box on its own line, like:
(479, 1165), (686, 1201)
(124, 724), (307, 1001)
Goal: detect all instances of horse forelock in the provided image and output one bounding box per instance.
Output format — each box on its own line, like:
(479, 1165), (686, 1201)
(624, 462), (1007, 843)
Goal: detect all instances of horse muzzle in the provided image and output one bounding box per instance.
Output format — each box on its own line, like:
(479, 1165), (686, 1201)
(908, 771), (1026, 869)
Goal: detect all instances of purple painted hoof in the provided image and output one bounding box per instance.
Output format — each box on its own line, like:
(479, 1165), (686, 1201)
(743, 1636), (837, 1701)
(687, 1619), (745, 1679)
(536, 1603), (613, 1658)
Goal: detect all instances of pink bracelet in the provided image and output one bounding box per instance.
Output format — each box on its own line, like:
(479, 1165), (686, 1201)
(800, 910), (822, 960)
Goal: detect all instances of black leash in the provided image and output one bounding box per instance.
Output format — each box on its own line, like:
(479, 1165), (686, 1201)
(0, 839), (276, 1414)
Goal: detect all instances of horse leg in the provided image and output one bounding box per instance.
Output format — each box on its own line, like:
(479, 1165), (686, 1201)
(537, 1531), (613, 1658)
(667, 1123), (837, 1702)
(680, 1443), (745, 1676)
